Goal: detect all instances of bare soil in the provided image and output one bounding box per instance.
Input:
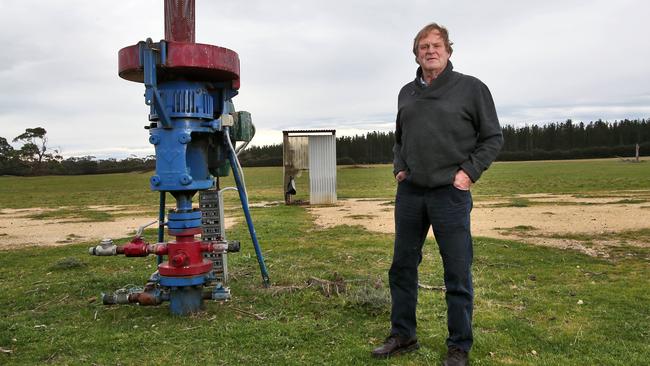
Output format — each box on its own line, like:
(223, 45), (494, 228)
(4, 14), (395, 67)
(308, 193), (650, 257)
(2, 193), (649, 257)
(0, 206), (236, 250)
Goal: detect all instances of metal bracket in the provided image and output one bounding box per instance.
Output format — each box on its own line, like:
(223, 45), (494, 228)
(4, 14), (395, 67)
(140, 39), (172, 128)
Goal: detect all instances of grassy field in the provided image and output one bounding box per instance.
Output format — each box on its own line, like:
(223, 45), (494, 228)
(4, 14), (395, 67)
(1, 159), (650, 209)
(0, 159), (649, 365)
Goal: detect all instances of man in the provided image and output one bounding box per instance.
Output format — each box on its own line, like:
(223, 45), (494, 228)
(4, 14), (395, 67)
(371, 23), (503, 365)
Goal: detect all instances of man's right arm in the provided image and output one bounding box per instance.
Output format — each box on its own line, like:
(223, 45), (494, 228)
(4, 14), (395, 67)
(393, 111), (408, 178)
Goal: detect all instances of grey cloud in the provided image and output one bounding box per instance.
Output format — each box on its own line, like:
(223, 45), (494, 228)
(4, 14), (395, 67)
(1, 0), (649, 157)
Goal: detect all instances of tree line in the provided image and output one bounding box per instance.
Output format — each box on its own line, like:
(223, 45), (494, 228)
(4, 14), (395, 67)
(240, 119), (650, 166)
(2, 118), (648, 176)
(237, 131), (397, 167)
(499, 119), (649, 161)
(0, 128), (155, 176)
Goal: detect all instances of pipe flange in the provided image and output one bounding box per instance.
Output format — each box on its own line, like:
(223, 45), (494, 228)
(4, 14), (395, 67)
(118, 42), (240, 89)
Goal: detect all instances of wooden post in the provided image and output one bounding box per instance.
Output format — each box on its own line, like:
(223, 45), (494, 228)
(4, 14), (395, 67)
(636, 143), (640, 163)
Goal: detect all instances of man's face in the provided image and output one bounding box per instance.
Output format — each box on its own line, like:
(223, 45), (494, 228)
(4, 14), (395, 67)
(416, 31), (450, 75)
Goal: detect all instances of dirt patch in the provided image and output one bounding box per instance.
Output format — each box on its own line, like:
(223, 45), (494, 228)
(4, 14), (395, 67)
(0, 206), (237, 250)
(308, 194), (650, 257)
(3, 195), (648, 257)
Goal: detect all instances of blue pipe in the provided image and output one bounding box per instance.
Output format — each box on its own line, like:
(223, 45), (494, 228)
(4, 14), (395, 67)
(225, 129), (271, 287)
(174, 193), (194, 211)
(157, 191), (166, 265)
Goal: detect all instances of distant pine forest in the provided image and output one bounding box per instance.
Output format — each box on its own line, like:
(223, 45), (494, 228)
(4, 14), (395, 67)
(239, 119), (650, 166)
(1, 119), (648, 176)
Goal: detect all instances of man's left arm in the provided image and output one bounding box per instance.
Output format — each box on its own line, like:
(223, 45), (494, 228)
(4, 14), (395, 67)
(459, 80), (504, 183)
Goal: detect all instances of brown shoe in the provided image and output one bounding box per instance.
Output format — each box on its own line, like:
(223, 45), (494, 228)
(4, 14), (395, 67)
(442, 346), (469, 366)
(371, 335), (420, 359)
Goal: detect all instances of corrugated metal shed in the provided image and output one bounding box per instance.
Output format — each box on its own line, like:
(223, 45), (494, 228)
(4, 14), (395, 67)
(308, 135), (337, 204)
(282, 130), (337, 205)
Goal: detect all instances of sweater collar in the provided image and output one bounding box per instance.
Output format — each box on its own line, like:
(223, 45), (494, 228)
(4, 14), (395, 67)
(415, 61), (454, 89)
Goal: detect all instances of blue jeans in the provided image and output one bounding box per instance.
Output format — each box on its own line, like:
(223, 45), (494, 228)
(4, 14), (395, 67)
(389, 181), (474, 352)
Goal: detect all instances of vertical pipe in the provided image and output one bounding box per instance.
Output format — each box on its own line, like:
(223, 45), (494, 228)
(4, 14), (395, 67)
(230, 156), (271, 287)
(164, 0), (195, 43)
(173, 192), (194, 211)
(225, 130), (270, 287)
(157, 191), (166, 265)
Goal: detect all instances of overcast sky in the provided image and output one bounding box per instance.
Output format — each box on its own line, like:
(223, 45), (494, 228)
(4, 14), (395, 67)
(1, 0), (649, 159)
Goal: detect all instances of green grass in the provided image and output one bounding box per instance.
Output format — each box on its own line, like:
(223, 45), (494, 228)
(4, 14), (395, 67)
(495, 225), (538, 235)
(0, 205), (649, 364)
(492, 225), (650, 251)
(1, 158), (650, 364)
(2, 159), (650, 209)
(610, 198), (648, 204)
(475, 159), (650, 196)
(0, 172), (155, 208)
(346, 214), (376, 220)
(547, 228), (650, 245)
(488, 197), (533, 207)
(25, 208), (114, 222)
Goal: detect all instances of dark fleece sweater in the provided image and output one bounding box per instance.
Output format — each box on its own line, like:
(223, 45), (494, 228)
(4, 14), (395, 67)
(393, 61), (503, 188)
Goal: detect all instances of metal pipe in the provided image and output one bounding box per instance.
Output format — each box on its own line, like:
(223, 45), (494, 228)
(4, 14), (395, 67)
(173, 192), (194, 211)
(117, 241), (168, 257)
(225, 128), (271, 287)
(157, 191), (166, 265)
(225, 128), (248, 197)
(102, 290), (167, 306)
(235, 125), (255, 155)
(164, 0), (195, 43)
(89, 238), (117, 256)
(136, 219), (159, 238)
